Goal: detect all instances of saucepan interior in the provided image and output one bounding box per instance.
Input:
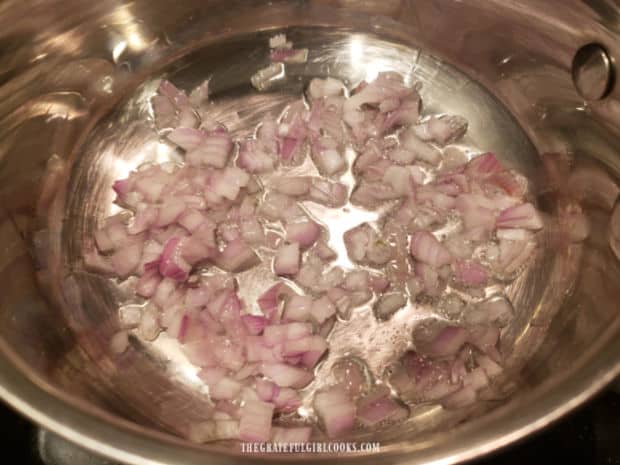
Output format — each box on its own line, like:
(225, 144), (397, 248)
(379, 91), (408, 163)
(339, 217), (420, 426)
(0, 1), (619, 464)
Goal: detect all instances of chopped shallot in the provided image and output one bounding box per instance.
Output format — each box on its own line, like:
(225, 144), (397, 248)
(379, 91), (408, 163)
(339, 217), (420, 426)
(285, 220), (321, 248)
(239, 400), (274, 442)
(412, 115), (468, 146)
(374, 292), (407, 320)
(313, 386), (356, 438)
(271, 426), (312, 443)
(274, 242), (301, 276)
(356, 387), (409, 427)
(90, 67), (543, 442)
(410, 231), (452, 267)
(496, 203), (544, 230)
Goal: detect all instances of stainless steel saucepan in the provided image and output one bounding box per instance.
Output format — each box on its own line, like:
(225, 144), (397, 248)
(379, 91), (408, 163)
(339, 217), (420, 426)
(0, 1), (619, 464)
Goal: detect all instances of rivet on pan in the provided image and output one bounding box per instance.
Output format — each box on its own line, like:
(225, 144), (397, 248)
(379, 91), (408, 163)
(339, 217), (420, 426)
(572, 43), (615, 101)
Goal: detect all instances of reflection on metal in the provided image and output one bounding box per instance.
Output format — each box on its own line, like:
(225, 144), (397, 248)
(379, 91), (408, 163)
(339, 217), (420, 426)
(0, 2), (618, 465)
(112, 41), (127, 63)
(572, 43), (614, 101)
(38, 430), (116, 465)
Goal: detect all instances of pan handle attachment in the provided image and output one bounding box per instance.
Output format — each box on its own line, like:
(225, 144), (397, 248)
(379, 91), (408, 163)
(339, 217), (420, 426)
(572, 42), (615, 101)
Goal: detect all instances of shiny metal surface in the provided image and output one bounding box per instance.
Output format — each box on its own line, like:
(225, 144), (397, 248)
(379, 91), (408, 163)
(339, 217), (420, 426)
(38, 430), (115, 465)
(572, 43), (614, 101)
(64, 29), (545, 437)
(0, 1), (619, 464)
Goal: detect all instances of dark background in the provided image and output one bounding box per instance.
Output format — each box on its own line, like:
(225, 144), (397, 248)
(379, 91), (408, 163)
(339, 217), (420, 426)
(1, 391), (618, 464)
